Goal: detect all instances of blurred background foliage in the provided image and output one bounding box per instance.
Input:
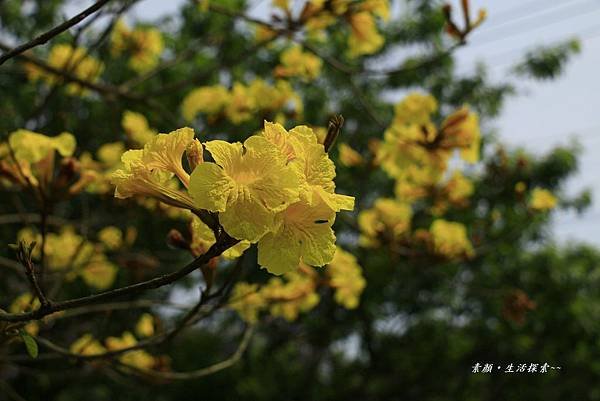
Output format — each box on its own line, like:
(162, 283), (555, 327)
(0, 0), (597, 400)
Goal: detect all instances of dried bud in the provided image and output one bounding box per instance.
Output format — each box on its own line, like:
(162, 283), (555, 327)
(166, 229), (189, 251)
(186, 139), (203, 172)
(502, 289), (536, 325)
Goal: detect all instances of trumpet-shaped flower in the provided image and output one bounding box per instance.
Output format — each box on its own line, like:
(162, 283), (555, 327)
(9, 130), (76, 164)
(189, 135), (300, 242)
(190, 215), (250, 259)
(262, 122), (355, 212)
(122, 111), (156, 146)
(181, 85), (230, 121)
(257, 191), (336, 274)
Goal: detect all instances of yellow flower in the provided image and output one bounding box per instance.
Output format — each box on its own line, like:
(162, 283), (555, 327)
(229, 282), (267, 324)
(225, 83), (256, 124)
(97, 142), (125, 167)
(135, 313), (155, 338)
(338, 143), (364, 167)
(358, 198), (412, 247)
(429, 220), (474, 259)
(111, 149), (195, 210)
(189, 135), (300, 242)
(111, 21), (164, 73)
(393, 92), (438, 126)
(105, 332), (155, 370)
(190, 215), (250, 259)
(139, 127), (195, 187)
(25, 44), (104, 94)
(71, 334), (106, 356)
(10, 293), (40, 335)
(441, 107), (481, 163)
(80, 254), (118, 290)
(262, 122), (354, 212)
(262, 271), (319, 321)
(530, 188), (557, 211)
(98, 226), (124, 250)
(347, 12), (384, 57)
(360, 0), (391, 21)
(257, 190), (336, 274)
(181, 85), (230, 121)
(274, 46), (323, 81)
(122, 111), (156, 146)
(515, 181), (527, 194)
(327, 247), (366, 309)
(9, 130), (76, 164)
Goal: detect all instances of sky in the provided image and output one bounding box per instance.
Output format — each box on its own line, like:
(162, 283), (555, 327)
(68, 0), (599, 245)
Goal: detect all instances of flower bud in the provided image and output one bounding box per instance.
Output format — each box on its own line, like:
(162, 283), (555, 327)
(186, 139), (203, 172)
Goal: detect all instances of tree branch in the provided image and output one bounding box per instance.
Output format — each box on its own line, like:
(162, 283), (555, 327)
(0, 234), (239, 323)
(0, 0), (113, 66)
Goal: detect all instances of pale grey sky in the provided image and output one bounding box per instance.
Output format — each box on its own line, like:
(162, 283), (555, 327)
(68, 0), (599, 245)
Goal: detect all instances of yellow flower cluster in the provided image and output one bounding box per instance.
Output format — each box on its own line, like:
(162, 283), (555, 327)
(274, 0), (390, 57)
(17, 225), (120, 290)
(111, 121), (354, 275)
(24, 44), (104, 94)
(358, 93), (479, 261)
(0, 129), (76, 189)
(359, 198), (412, 248)
(230, 247), (365, 322)
(70, 314), (158, 370)
(428, 219), (474, 259)
(274, 46), (322, 81)
(181, 80), (303, 125)
(529, 188), (557, 211)
(111, 20), (164, 73)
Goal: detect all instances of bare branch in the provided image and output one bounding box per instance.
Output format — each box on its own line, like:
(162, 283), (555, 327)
(0, 0), (113, 66)
(0, 233), (239, 323)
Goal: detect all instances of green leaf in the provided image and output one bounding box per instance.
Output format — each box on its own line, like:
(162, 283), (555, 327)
(19, 330), (38, 359)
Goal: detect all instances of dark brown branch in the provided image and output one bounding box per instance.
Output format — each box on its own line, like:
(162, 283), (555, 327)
(0, 234), (239, 323)
(14, 242), (50, 307)
(0, 0), (113, 66)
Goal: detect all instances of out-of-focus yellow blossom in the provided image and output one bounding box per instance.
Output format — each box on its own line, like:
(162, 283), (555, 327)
(394, 92), (438, 126)
(529, 188), (557, 211)
(327, 247), (366, 309)
(338, 143), (364, 167)
(111, 128), (196, 209)
(229, 283), (267, 324)
(440, 107), (481, 163)
(9, 130), (76, 164)
(515, 181), (527, 194)
(97, 142), (125, 168)
(181, 81), (303, 124)
(71, 334), (106, 356)
(358, 198), (412, 247)
(189, 135), (300, 242)
(17, 226), (94, 271)
(190, 215), (250, 259)
(111, 21), (164, 73)
(429, 220), (474, 259)
(25, 44), (104, 94)
(98, 226), (124, 251)
(225, 82), (257, 124)
(122, 111), (157, 146)
(10, 293), (40, 335)
(80, 254), (118, 290)
(347, 12), (384, 57)
(135, 313), (155, 338)
(255, 25), (278, 42)
(105, 332), (155, 370)
(274, 46), (322, 81)
(430, 171), (474, 214)
(262, 271), (319, 321)
(181, 85), (230, 122)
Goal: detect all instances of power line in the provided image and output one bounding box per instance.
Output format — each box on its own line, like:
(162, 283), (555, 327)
(468, 0), (600, 48)
(478, 0), (583, 32)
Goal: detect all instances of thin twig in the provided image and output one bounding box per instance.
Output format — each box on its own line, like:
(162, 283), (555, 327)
(0, 0), (113, 66)
(0, 233), (239, 322)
